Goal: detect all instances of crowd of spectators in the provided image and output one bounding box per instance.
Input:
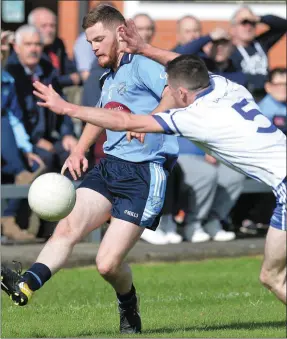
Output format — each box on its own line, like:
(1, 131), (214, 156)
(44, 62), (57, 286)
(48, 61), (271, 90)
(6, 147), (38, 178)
(1, 2), (286, 244)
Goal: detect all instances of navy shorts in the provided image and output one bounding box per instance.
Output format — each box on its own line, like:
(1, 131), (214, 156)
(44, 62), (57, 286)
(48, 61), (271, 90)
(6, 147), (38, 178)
(270, 178), (287, 231)
(78, 155), (168, 230)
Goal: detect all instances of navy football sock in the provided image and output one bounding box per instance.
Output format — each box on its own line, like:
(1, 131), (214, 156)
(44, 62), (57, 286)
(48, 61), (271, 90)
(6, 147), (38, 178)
(117, 284), (136, 304)
(22, 263), (52, 291)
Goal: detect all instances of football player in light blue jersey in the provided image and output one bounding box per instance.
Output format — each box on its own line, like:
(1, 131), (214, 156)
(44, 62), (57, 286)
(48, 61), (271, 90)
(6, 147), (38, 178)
(31, 21), (286, 305)
(1, 6), (178, 334)
(98, 52), (178, 165)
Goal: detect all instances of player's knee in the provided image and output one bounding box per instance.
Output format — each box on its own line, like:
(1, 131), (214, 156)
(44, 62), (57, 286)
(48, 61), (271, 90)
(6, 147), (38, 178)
(96, 257), (118, 278)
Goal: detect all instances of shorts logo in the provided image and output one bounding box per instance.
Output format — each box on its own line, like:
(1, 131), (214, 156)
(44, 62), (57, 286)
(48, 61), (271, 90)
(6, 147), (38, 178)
(124, 210), (139, 218)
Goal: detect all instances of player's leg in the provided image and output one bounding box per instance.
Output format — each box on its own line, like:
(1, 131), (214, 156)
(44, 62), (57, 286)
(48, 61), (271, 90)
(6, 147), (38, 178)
(204, 163), (245, 240)
(1, 174), (112, 306)
(259, 180), (286, 304)
(96, 218), (143, 294)
(96, 218), (143, 334)
(34, 188), (111, 273)
(94, 159), (167, 333)
(259, 226), (286, 304)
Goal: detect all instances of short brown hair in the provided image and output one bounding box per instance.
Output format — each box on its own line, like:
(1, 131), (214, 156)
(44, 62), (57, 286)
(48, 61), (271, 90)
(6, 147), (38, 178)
(82, 4), (125, 30)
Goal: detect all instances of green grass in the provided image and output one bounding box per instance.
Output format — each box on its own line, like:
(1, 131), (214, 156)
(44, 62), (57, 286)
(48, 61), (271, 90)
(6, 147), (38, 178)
(1, 257), (286, 338)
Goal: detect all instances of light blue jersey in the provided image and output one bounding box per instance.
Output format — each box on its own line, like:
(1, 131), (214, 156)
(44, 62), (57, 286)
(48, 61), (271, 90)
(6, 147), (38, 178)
(98, 53), (178, 171)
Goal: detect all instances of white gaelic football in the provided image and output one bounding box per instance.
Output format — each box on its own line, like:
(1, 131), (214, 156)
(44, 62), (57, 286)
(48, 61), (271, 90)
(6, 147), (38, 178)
(28, 173), (76, 222)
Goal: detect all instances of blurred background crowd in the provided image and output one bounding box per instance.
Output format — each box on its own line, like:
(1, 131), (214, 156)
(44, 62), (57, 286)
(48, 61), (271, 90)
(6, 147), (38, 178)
(1, 0), (286, 245)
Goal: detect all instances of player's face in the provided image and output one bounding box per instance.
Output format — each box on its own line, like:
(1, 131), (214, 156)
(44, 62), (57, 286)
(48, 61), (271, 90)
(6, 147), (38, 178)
(232, 9), (257, 43)
(86, 22), (119, 69)
(265, 73), (286, 102)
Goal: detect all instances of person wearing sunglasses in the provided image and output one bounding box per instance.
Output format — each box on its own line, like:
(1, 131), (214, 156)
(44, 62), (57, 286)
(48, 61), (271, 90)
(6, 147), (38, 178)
(230, 6), (287, 102)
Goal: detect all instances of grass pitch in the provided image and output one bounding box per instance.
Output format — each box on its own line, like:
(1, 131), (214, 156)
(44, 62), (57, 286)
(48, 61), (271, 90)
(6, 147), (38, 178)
(1, 257), (286, 338)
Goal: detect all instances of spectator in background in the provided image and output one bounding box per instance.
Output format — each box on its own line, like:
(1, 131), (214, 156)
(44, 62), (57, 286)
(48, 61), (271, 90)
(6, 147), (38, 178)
(1, 30), (14, 66)
(173, 15), (201, 52)
(173, 27), (246, 86)
(230, 6), (287, 101)
(27, 7), (81, 89)
(5, 25), (77, 171)
(258, 68), (286, 124)
(1, 33), (46, 242)
(177, 138), (244, 242)
(133, 13), (155, 44)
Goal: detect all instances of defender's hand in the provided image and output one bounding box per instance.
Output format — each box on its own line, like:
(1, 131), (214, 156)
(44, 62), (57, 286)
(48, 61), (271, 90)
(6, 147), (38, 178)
(118, 19), (148, 55)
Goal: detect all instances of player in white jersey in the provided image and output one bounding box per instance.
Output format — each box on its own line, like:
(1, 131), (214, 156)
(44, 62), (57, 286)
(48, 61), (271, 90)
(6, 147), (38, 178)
(32, 23), (286, 304)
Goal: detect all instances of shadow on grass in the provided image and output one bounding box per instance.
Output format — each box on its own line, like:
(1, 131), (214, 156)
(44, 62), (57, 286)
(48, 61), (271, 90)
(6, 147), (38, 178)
(62, 320), (286, 338)
(15, 321), (284, 338)
(145, 320), (286, 334)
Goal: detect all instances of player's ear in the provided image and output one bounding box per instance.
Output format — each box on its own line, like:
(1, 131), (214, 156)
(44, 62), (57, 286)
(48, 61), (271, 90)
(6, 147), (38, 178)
(116, 25), (125, 43)
(178, 87), (186, 100)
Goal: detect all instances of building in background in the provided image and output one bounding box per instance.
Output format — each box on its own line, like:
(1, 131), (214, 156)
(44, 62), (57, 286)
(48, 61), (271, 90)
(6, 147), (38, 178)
(1, 0), (286, 67)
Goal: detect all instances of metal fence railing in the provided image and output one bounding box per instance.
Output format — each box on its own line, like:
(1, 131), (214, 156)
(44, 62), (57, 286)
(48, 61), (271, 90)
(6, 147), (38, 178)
(1, 178), (271, 242)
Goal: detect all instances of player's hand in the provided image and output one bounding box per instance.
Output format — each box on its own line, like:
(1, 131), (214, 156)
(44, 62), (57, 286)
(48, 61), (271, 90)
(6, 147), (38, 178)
(126, 131), (146, 143)
(117, 19), (148, 54)
(61, 150), (88, 181)
(33, 81), (73, 115)
(210, 27), (230, 41)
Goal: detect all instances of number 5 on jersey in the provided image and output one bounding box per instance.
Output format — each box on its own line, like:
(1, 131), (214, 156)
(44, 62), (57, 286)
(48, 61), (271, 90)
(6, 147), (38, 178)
(232, 99), (277, 134)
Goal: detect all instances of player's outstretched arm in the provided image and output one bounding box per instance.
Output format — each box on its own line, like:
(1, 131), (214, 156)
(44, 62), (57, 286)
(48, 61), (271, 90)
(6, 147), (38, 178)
(119, 19), (180, 66)
(74, 107), (164, 134)
(33, 80), (164, 133)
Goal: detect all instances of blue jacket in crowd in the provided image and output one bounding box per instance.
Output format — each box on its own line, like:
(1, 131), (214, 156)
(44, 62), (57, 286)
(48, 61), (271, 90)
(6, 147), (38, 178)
(5, 53), (74, 145)
(1, 70), (33, 153)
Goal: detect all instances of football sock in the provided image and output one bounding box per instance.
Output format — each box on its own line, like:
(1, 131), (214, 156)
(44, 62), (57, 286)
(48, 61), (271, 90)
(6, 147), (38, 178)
(22, 263), (52, 291)
(117, 284), (136, 304)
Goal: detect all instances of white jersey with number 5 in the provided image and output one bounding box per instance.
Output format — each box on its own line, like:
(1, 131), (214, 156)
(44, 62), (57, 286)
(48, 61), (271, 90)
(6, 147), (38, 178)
(154, 74), (286, 189)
